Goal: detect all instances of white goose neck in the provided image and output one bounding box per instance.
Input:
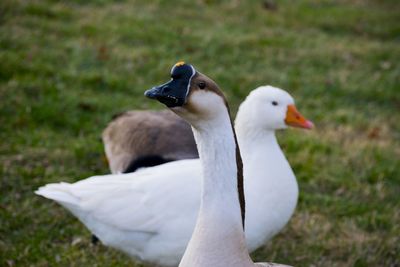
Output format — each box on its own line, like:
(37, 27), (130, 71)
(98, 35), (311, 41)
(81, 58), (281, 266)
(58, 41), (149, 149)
(179, 106), (252, 267)
(236, 127), (279, 153)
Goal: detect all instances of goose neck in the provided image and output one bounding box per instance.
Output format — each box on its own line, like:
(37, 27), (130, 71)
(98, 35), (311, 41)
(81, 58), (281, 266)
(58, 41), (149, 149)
(192, 114), (241, 213)
(179, 108), (252, 267)
(237, 127), (278, 151)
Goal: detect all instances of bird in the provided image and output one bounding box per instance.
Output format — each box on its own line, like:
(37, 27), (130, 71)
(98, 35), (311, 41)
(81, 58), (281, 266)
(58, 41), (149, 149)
(36, 63), (311, 266)
(102, 109), (197, 174)
(145, 62), (291, 267)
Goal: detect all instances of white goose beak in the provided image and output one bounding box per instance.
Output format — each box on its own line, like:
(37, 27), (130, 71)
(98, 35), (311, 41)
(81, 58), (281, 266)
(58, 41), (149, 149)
(284, 104), (314, 129)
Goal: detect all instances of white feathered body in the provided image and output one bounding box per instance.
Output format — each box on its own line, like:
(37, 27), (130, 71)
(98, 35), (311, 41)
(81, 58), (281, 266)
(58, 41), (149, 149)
(37, 160), (201, 266)
(36, 136), (297, 266)
(242, 133), (298, 252)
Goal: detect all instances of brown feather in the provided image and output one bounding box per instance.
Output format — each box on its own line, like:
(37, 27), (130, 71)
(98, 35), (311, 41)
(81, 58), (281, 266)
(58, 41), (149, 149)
(102, 110), (198, 173)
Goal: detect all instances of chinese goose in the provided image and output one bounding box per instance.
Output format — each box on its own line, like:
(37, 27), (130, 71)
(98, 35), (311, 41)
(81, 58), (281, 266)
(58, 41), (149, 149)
(144, 62), (290, 267)
(36, 63), (310, 266)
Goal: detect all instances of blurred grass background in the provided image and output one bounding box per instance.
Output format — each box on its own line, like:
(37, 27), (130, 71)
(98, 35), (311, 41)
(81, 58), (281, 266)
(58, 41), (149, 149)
(0, 0), (399, 266)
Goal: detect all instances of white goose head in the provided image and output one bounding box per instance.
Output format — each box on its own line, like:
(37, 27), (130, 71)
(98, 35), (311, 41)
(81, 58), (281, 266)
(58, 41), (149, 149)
(236, 85), (314, 133)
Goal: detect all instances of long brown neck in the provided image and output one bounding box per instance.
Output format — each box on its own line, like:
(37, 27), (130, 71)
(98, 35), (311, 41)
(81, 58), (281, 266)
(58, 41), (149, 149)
(227, 106), (245, 229)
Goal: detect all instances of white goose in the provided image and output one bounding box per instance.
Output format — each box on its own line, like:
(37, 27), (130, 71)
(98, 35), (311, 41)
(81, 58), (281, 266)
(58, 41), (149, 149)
(36, 63), (312, 266)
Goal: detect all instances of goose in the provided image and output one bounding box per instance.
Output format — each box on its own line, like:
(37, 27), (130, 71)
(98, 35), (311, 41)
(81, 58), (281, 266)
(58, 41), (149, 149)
(36, 63), (311, 266)
(102, 110), (197, 174)
(144, 62), (290, 267)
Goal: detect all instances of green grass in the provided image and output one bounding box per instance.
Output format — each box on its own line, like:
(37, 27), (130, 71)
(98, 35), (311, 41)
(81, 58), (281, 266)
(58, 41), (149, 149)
(1, 0), (399, 266)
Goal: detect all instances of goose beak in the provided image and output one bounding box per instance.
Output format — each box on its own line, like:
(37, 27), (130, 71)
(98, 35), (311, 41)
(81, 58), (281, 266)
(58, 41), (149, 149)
(144, 84), (181, 108)
(284, 104), (314, 129)
(144, 86), (160, 99)
(145, 62), (196, 108)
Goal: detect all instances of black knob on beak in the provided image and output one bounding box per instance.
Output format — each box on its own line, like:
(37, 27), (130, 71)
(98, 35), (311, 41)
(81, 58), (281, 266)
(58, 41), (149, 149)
(145, 62), (196, 108)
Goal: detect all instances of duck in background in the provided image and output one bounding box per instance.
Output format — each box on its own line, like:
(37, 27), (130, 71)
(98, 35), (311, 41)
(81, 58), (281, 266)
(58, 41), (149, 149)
(103, 110), (197, 174)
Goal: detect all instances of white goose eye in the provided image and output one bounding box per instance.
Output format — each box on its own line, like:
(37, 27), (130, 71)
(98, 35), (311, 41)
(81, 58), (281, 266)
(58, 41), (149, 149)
(272, 101), (278, 106)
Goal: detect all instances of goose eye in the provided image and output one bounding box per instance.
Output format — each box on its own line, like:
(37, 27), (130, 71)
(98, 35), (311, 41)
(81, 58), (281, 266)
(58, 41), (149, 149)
(198, 82), (206, 89)
(272, 101), (278, 106)
(196, 82), (206, 90)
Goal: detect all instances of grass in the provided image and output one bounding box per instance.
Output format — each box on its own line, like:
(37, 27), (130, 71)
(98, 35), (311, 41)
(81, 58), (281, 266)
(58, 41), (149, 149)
(0, 0), (399, 266)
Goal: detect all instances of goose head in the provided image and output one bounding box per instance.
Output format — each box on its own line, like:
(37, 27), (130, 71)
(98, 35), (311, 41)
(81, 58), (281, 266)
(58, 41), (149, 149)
(235, 85), (313, 133)
(145, 62), (229, 127)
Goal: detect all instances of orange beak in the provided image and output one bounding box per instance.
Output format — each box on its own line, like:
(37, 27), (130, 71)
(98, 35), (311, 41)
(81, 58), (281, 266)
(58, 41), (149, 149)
(285, 104), (314, 129)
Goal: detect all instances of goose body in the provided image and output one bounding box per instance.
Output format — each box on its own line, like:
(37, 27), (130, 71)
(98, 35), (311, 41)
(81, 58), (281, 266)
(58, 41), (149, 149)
(39, 159), (202, 265)
(103, 110), (197, 173)
(36, 64), (310, 266)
